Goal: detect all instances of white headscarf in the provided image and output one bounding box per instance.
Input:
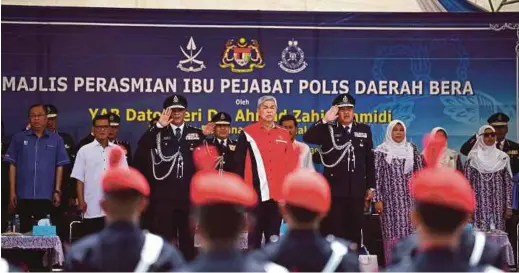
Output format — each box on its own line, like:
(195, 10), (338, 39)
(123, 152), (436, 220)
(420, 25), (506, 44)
(430, 127), (458, 169)
(467, 125), (512, 177)
(375, 120), (414, 174)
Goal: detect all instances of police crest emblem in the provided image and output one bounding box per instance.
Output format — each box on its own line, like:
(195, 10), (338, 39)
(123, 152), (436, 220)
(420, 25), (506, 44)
(220, 37), (265, 73)
(279, 39), (307, 73)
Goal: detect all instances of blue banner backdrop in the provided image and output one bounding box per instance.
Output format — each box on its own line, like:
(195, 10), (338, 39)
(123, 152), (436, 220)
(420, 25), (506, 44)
(1, 6), (518, 153)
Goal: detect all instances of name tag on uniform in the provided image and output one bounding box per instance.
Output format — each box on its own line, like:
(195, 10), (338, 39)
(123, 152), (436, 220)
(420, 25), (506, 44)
(354, 132), (367, 138)
(186, 133), (200, 141)
(508, 150), (518, 155)
(163, 136), (171, 140)
(46, 144), (55, 148)
(334, 134), (342, 137)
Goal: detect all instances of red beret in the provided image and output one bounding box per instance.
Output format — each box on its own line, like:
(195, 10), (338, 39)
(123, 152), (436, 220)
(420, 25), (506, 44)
(193, 144), (220, 171)
(281, 169), (331, 214)
(191, 171), (257, 207)
(101, 146), (150, 196)
(410, 167), (475, 213)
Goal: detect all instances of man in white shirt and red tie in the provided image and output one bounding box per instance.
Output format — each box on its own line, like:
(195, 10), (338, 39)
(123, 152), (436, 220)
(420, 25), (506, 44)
(233, 95), (298, 249)
(279, 114), (314, 170)
(72, 114), (128, 237)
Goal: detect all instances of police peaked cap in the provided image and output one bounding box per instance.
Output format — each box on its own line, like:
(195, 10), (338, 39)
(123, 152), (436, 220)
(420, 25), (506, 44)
(163, 95), (188, 109)
(211, 112), (232, 125)
(332, 94), (355, 108)
(487, 112), (509, 126)
(45, 104), (58, 118)
(108, 113), (121, 126)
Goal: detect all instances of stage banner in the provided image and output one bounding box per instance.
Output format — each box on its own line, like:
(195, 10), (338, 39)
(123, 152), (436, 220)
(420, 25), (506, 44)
(2, 6), (518, 154)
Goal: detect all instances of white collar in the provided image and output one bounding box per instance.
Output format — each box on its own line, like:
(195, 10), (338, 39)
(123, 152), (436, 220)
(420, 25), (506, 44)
(170, 123), (185, 132)
(217, 138), (227, 145)
(93, 139), (114, 147)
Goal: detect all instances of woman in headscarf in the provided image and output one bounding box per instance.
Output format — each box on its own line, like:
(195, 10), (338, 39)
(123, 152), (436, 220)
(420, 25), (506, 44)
(465, 125), (513, 232)
(372, 120), (423, 265)
(428, 127), (463, 171)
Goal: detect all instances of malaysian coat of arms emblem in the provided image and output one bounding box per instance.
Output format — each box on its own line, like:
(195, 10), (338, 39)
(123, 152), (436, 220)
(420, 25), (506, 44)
(220, 37), (265, 73)
(279, 39), (307, 73)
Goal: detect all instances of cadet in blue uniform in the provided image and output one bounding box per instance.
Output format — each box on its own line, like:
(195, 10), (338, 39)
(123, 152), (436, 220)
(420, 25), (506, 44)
(176, 169), (287, 272)
(202, 112), (237, 173)
(391, 227), (507, 269)
(386, 134), (503, 272)
(303, 94), (375, 246)
(106, 113), (133, 166)
(64, 146), (185, 272)
(251, 169), (360, 272)
(133, 95), (206, 260)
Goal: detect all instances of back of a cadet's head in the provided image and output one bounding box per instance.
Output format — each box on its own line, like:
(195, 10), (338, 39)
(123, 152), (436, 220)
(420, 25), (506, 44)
(101, 146), (150, 220)
(190, 170), (257, 244)
(410, 133), (475, 236)
(280, 169), (331, 226)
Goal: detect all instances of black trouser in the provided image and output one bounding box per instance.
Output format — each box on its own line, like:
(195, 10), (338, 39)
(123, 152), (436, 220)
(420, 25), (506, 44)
(149, 200), (195, 261)
(83, 217), (105, 237)
(320, 197), (364, 247)
(248, 200), (282, 250)
(506, 210), (519, 266)
(16, 199), (54, 233)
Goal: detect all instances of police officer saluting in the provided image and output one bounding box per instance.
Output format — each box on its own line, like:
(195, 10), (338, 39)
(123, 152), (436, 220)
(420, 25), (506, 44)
(134, 95), (206, 261)
(251, 169), (360, 272)
(387, 134), (503, 272)
(303, 94), (375, 246)
(176, 168), (287, 272)
(64, 146), (185, 271)
(202, 112), (237, 173)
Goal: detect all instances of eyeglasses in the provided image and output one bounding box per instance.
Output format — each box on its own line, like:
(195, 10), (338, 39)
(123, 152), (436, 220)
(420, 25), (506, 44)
(481, 132), (496, 138)
(29, 114), (46, 119)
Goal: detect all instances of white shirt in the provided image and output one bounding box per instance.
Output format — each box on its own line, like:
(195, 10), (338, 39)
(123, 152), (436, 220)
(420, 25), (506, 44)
(294, 140), (315, 170)
(71, 140), (128, 219)
(216, 138), (228, 147)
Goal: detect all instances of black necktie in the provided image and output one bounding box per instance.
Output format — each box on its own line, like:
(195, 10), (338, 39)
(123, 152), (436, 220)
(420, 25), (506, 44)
(220, 140), (226, 147)
(175, 128), (181, 140)
(497, 141), (502, 150)
(344, 126), (351, 138)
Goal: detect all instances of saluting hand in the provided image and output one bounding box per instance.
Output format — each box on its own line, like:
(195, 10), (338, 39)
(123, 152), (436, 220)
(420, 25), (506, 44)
(203, 122), (215, 136)
(158, 109), (174, 127)
(323, 106), (339, 123)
